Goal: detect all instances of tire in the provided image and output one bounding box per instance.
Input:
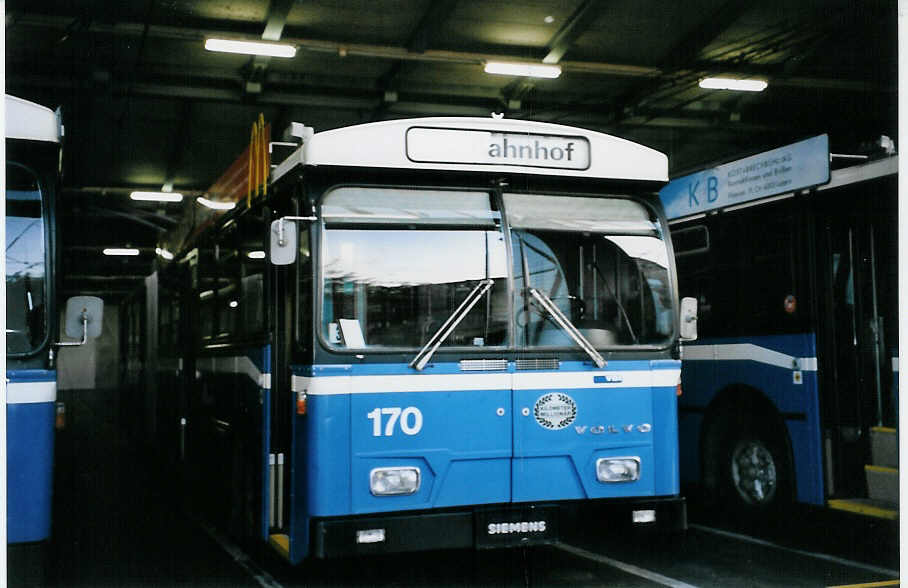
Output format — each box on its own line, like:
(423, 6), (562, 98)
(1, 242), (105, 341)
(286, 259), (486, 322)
(719, 421), (792, 513)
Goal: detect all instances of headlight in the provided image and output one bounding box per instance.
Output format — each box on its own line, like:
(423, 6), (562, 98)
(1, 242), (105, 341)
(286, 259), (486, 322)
(596, 457), (640, 483)
(370, 467), (420, 496)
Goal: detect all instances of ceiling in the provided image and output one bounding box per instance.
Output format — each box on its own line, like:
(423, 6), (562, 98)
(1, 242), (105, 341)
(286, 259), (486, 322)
(6, 0), (898, 301)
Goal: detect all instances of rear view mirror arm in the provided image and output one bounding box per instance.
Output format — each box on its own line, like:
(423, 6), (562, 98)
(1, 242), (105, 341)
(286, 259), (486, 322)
(54, 312), (88, 348)
(277, 215), (317, 246)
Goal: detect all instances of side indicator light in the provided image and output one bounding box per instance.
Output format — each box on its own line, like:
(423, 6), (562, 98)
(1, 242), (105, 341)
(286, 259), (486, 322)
(676, 383), (683, 396)
(297, 391), (307, 415)
(55, 401), (66, 430)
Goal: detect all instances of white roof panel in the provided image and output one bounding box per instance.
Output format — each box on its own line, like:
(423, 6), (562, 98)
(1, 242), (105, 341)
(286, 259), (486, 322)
(275, 117), (667, 182)
(5, 95), (60, 143)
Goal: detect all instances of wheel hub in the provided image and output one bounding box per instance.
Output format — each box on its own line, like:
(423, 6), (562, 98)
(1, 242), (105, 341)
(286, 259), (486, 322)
(730, 439), (777, 505)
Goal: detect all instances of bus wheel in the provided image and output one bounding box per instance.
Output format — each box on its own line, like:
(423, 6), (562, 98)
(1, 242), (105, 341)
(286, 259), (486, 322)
(721, 425), (791, 512)
(729, 438), (778, 506)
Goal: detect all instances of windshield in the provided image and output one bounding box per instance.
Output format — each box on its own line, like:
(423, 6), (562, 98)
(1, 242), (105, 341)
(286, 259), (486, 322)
(6, 163), (48, 355)
(319, 187), (674, 352)
(507, 193), (673, 347)
(321, 187), (509, 349)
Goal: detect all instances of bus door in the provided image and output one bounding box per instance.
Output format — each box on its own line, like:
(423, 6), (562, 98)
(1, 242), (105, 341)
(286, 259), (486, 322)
(268, 198), (299, 546)
(816, 180), (897, 498)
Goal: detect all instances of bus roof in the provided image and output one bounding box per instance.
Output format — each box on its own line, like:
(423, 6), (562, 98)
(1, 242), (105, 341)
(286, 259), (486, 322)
(5, 95), (60, 143)
(273, 117), (667, 183)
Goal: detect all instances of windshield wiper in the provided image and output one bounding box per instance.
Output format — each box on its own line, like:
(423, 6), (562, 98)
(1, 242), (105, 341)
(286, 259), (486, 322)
(528, 287), (606, 368)
(409, 278), (495, 371)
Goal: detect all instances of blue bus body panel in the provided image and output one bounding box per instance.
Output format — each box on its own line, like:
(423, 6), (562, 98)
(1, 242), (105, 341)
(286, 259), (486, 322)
(7, 370), (57, 543)
(289, 358), (680, 561)
(679, 334), (824, 505)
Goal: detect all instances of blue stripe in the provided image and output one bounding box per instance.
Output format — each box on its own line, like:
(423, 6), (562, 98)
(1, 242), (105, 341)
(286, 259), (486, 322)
(6, 369), (56, 382)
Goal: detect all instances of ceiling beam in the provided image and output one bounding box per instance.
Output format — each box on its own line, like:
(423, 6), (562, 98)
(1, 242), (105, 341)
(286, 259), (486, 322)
(370, 0), (459, 121)
(542, 0), (607, 64)
(607, 1), (751, 123)
(243, 0), (295, 94)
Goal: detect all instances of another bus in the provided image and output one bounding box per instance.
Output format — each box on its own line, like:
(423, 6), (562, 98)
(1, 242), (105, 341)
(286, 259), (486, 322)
(144, 116), (695, 563)
(6, 96), (64, 549)
(664, 141), (898, 518)
(6, 96), (102, 577)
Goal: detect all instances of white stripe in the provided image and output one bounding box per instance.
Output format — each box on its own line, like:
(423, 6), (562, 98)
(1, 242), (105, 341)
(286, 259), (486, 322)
(514, 369), (679, 389)
(557, 543), (699, 588)
(7, 381), (57, 404)
(690, 524), (898, 578)
(293, 369), (680, 396)
(200, 355), (271, 388)
(682, 343), (817, 371)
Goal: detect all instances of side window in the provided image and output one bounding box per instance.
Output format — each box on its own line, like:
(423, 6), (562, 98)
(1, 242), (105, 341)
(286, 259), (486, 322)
(216, 226), (240, 340)
(739, 210), (803, 334)
(239, 210), (267, 338)
(213, 209), (268, 342)
(6, 163), (47, 354)
(297, 224), (312, 351)
(197, 242), (218, 344)
(673, 223), (720, 336)
(675, 205), (804, 339)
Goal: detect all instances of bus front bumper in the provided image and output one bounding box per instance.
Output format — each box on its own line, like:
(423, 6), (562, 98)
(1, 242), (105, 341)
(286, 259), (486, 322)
(310, 495), (686, 558)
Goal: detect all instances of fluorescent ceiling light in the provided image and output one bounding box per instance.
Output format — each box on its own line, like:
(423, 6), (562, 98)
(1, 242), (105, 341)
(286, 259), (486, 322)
(196, 196), (236, 211)
(699, 77), (768, 92)
(155, 247), (175, 260)
(484, 61), (561, 79)
(247, 250), (266, 259)
(205, 38), (296, 58)
(103, 248), (140, 256)
(130, 191), (183, 202)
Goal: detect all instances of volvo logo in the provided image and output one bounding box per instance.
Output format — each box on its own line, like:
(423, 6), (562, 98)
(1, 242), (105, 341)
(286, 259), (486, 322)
(575, 423), (652, 434)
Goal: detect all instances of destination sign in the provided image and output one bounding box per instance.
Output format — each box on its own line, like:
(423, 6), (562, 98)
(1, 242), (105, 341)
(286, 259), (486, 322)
(406, 127), (590, 170)
(659, 134), (829, 220)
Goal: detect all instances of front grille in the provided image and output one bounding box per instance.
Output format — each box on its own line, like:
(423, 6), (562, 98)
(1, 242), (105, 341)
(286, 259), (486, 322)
(459, 359), (508, 372)
(515, 358), (560, 371)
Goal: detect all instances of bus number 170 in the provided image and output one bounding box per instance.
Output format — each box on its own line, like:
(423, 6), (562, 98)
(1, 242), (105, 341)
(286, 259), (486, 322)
(367, 407), (423, 437)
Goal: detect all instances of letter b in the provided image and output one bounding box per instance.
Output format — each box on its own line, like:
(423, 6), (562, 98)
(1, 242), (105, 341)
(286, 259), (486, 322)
(707, 176), (719, 202)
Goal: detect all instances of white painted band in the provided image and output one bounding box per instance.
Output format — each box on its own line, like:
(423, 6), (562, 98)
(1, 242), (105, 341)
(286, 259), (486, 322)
(198, 355), (271, 389)
(292, 369), (680, 396)
(682, 343), (817, 372)
(7, 380), (57, 404)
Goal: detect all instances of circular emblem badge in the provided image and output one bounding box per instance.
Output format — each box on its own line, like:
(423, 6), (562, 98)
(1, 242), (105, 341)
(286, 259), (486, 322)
(533, 393), (577, 430)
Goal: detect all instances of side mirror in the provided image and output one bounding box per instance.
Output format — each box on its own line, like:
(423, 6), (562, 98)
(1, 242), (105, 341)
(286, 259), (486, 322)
(270, 218), (298, 265)
(270, 215), (318, 265)
(679, 296), (698, 341)
(60, 296), (104, 345)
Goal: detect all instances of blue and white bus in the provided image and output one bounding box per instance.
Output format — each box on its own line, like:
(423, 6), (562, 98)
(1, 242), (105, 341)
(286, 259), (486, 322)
(663, 142), (898, 519)
(6, 95), (64, 548)
(5, 96), (103, 577)
(146, 116), (694, 563)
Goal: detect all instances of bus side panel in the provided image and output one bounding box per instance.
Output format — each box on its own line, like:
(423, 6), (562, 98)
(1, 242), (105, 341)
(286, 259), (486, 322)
(303, 388), (352, 515)
(7, 401), (55, 542)
(791, 368), (823, 504)
(680, 333), (824, 505)
(651, 361), (681, 495)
